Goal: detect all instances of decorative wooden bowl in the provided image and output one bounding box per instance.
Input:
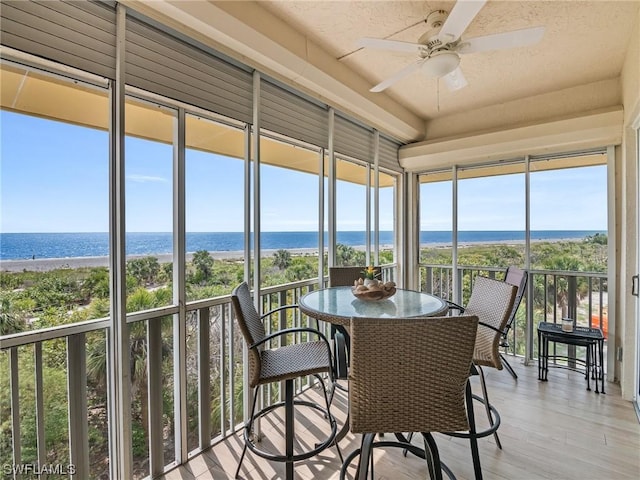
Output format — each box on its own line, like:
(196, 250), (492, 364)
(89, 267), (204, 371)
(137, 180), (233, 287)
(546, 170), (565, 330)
(351, 285), (396, 301)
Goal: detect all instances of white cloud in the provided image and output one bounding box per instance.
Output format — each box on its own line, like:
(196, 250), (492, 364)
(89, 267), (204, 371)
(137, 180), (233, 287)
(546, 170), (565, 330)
(127, 174), (167, 183)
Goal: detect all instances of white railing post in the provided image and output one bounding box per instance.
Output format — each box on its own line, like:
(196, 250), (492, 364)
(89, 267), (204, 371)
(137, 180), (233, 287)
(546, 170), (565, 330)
(34, 343), (45, 469)
(67, 333), (89, 479)
(147, 319), (164, 475)
(198, 307), (211, 448)
(225, 305), (235, 434)
(9, 347), (21, 476)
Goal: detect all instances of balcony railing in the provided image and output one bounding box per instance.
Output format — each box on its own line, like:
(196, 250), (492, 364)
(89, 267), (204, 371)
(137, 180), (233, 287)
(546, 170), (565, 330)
(419, 264), (608, 363)
(0, 266), (400, 480)
(0, 263), (605, 479)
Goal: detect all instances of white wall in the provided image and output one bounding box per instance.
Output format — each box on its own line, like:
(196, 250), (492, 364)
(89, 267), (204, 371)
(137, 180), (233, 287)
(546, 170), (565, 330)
(619, 6), (640, 401)
(399, 108), (622, 170)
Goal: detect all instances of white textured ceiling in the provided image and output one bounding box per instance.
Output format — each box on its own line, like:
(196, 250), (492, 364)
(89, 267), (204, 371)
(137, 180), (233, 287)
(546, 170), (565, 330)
(259, 0), (639, 122)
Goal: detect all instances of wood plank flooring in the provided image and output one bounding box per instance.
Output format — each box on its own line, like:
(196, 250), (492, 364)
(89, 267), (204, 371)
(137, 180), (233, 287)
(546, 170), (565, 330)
(161, 360), (640, 480)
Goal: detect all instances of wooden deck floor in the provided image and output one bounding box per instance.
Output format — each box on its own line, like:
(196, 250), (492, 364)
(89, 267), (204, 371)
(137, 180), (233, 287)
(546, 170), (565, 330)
(161, 360), (640, 480)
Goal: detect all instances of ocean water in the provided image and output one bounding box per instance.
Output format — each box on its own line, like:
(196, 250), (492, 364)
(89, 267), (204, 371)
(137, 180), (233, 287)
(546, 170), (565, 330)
(0, 230), (604, 261)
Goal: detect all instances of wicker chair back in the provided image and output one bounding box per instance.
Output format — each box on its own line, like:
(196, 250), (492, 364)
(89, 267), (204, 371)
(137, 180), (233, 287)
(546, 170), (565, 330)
(329, 266), (380, 287)
(348, 315), (478, 434)
(464, 276), (517, 370)
(503, 266), (527, 337)
(231, 282), (266, 387)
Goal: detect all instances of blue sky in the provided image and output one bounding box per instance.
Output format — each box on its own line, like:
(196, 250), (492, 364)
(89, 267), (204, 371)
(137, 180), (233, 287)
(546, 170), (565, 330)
(1, 111), (607, 233)
(420, 166), (607, 231)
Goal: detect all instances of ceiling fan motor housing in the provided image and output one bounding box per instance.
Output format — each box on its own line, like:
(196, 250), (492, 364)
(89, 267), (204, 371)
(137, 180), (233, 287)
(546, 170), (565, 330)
(419, 10), (449, 50)
(418, 10), (460, 77)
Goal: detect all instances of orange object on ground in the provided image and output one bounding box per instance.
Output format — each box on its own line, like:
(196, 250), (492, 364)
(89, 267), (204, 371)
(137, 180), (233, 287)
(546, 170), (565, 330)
(591, 314), (608, 338)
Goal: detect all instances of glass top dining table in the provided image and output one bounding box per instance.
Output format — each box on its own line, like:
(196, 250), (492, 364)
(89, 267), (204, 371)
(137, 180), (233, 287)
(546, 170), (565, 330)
(298, 286), (448, 327)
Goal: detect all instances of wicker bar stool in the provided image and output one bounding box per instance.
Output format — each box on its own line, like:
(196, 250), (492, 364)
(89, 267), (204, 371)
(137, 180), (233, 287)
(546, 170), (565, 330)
(340, 315), (479, 480)
(447, 275), (517, 451)
(231, 282), (339, 479)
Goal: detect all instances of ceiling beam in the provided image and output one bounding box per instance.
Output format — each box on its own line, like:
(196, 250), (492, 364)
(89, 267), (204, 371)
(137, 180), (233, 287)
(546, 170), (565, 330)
(400, 107), (623, 171)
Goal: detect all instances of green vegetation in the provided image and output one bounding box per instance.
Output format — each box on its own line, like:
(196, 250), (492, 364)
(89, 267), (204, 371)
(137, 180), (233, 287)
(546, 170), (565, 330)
(420, 235), (608, 360)
(272, 249), (292, 270)
(420, 236), (607, 273)
(0, 236), (608, 478)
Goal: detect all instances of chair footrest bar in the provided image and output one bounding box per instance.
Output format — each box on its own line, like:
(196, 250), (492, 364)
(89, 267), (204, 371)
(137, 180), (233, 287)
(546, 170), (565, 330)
(340, 440), (456, 480)
(245, 399), (337, 463)
(444, 394), (501, 440)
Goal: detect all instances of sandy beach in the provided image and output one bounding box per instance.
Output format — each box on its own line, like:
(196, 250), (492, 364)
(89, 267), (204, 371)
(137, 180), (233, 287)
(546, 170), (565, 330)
(0, 248), (324, 272)
(0, 238), (573, 273)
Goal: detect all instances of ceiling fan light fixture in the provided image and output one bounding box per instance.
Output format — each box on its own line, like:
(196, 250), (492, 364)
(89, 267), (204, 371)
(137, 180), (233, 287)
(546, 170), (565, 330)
(422, 50), (460, 77)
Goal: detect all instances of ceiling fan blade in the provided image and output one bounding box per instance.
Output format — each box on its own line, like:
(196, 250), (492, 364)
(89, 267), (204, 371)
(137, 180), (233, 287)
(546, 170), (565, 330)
(356, 37), (422, 53)
(370, 59), (425, 92)
(457, 26), (545, 54)
(442, 66), (468, 91)
(438, 0), (487, 44)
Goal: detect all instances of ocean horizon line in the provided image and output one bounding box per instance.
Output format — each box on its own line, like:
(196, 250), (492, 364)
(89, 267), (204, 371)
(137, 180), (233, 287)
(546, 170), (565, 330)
(0, 230), (605, 261)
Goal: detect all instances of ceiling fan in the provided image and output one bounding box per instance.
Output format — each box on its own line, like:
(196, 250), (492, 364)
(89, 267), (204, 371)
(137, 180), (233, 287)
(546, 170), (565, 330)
(357, 0), (545, 92)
